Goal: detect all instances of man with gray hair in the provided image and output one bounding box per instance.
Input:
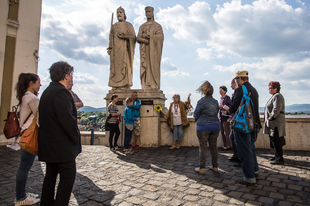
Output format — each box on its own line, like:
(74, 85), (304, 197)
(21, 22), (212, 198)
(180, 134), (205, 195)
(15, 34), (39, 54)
(38, 61), (81, 205)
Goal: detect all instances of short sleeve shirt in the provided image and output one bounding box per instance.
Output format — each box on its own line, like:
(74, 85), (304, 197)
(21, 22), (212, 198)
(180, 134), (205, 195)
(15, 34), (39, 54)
(108, 102), (119, 124)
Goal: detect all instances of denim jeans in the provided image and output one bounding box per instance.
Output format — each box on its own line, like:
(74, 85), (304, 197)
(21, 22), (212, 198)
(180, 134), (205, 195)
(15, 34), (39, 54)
(229, 129), (239, 158)
(124, 127), (133, 149)
(196, 130), (219, 168)
(16, 149), (35, 200)
(173, 125), (184, 141)
(234, 128), (259, 183)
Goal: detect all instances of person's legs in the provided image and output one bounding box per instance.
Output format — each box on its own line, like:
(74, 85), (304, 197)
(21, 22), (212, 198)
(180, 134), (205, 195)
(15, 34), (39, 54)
(197, 130), (209, 169)
(251, 130), (259, 173)
(273, 127), (284, 162)
(54, 160), (76, 206)
(16, 150), (36, 200)
(223, 121), (231, 148)
(133, 119), (141, 147)
(220, 121), (226, 147)
(109, 124), (116, 148)
(114, 124), (120, 147)
(124, 127), (132, 149)
(208, 131), (219, 168)
(229, 129), (239, 158)
(234, 129), (256, 183)
(40, 162), (58, 206)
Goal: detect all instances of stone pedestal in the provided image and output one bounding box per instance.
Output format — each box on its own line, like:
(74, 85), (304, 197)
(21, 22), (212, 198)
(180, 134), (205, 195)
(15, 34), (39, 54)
(105, 89), (166, 147)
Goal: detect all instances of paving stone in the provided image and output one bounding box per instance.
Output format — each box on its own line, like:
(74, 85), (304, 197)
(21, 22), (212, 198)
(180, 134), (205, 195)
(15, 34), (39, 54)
(143, 193), (161, 200)
(286, 195), (303, 203)
(227, 191), (243, 198)
(214, 194), (229, 202)
(125, 196), (145, 204)
(183, 195), (199, 201)
(245, 200), (263, 206)
(278, 201), (293, 206)
(167, 198), (184, 206)
(269, 192), (285, 200)
(182, 203), (199, 206)
(242, 194), (257, 201)
(258, 197), (274, 204)
(185, 188), (200, 195)
(142, 200), (159, 206)
(288, 185), (303, 190)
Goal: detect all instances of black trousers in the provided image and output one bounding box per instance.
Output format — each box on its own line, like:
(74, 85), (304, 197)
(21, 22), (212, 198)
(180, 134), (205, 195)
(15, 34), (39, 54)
(270, 127), (285, 161)
(109, 123), (120, 148)
(40, 160), (76, 206)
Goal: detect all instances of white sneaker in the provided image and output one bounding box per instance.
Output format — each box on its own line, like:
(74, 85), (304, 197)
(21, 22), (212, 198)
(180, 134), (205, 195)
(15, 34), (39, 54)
(27, 193), (39, 198)
(208, 166), (219, 173)
(15, 196), (40, 206)
(194, 167), (205, 174)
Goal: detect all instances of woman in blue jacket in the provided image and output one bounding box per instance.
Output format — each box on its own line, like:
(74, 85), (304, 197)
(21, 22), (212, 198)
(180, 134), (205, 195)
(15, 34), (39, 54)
(194, 81), (220, 174)
(124, 97), (138, 154)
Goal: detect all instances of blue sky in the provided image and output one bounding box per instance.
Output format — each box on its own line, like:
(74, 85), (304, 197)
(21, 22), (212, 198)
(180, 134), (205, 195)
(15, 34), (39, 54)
(38, 0), (310, 109)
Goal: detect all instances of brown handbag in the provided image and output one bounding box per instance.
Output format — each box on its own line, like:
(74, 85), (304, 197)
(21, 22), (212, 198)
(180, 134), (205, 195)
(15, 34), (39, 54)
(19, 109), (39, 156)
(3, 106), (21, 139)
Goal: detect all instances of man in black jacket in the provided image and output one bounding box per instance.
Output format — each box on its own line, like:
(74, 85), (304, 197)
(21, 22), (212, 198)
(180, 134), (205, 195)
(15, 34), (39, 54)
(227, 70), (262, 186)
(38, 61), (81, 205)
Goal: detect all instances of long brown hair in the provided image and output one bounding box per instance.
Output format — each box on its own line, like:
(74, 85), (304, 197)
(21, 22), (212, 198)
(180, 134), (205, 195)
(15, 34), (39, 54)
(15, 73), (39, 105)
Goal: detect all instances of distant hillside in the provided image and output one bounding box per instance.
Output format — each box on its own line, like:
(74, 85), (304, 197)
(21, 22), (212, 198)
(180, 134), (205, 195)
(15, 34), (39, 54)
(78, 106), (106, 113)
(259, 104), (310, 113)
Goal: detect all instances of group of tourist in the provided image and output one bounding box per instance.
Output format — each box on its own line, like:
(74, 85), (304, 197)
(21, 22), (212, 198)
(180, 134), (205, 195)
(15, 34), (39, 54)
(12, 62), (287, 205)
(107, 91), (141, 154)
(13, 62), (81, 205)
(193, 70), (286, 187)
(10, 5), (287, 204)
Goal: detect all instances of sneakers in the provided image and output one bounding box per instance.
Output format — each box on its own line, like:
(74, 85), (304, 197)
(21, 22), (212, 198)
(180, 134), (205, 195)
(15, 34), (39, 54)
(135, 144), (140, 150)
(238, 179), (257, 187)
(208, 166), (219, 173)
(195, 167), (205, 174)
(176, 144), (180, 149)
(125, 149), (134, 154)
(14, 195), (40, 206)
(114, 146), (121, 150)
(110, 147), (116, 152)
(169, 145), (176, 150)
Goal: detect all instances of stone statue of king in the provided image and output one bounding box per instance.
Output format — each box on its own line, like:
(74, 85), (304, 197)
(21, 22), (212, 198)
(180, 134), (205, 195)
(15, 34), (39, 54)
(137, 6), (164, 90)
(107, 7), (136, 89)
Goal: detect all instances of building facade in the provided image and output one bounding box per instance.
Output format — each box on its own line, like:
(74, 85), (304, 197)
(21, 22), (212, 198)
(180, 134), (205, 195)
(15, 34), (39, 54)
(0, 0), (42, 144)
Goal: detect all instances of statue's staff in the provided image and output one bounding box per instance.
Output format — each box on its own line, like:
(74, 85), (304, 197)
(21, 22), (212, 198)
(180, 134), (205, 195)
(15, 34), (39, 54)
(107, 13), (114, 63)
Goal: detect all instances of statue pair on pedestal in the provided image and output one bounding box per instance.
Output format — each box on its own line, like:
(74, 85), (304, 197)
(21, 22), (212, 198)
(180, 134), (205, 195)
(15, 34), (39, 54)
(107, 6), (164, 90)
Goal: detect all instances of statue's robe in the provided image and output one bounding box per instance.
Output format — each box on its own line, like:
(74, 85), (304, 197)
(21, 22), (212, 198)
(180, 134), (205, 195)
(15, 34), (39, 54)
(108, 21), (136, 88)
(137, 21), (164, 89)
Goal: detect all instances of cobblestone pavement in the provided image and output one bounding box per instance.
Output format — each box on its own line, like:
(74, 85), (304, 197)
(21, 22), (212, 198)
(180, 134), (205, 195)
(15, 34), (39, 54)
(0, 145), (309, 206)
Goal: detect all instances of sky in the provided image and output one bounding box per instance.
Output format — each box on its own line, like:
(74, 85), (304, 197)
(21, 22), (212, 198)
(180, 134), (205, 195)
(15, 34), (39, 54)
(38, 0), (310, 109)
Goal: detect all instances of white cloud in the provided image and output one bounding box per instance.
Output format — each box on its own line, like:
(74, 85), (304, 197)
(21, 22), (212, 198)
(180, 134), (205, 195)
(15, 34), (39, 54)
(156, 2), (216, 43)
(196, 48), (224, 60)
(162, 70), (190, 77)
(161, 57), (190, 77)
(74, 72), (98, 84)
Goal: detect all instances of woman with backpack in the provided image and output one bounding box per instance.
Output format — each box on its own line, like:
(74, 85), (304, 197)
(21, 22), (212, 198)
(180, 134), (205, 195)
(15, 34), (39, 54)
(14, 73), (41, 205)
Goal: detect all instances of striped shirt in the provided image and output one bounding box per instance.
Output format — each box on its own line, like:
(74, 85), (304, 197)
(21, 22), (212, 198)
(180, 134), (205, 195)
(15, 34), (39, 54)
(107, 102), (119, 124)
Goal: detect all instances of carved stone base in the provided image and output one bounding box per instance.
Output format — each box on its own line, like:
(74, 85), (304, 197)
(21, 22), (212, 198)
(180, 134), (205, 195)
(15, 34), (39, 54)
(104, 89), (166, 147)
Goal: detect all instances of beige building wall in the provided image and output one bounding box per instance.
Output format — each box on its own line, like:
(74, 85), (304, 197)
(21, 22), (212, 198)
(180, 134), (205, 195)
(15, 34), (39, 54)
(0, 0), (42, 144)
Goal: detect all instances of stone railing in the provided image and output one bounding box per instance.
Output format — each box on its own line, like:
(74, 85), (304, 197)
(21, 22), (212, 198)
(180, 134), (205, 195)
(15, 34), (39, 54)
(80, 116), (310, 151)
